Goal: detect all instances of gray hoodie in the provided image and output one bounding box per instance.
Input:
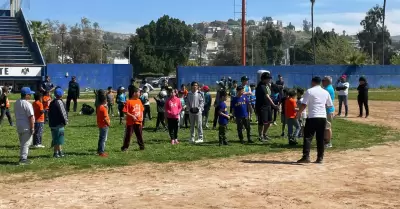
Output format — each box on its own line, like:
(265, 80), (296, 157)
(186, 90), (204, 115)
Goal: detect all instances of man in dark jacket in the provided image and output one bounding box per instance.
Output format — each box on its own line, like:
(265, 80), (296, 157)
(66, 76), (80, 112)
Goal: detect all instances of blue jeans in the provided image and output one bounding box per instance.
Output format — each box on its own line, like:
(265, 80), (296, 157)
(98, 127), (109, 154)
(33, 122), (44, 145)
(287, 118), (300, 139)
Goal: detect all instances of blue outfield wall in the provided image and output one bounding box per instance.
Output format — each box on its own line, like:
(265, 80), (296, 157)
(46, 64), (133, 90)
(177, 65), (400, 89)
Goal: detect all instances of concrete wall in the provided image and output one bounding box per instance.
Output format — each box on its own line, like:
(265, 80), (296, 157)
(177, 65), (400, 88)
(46, 64), (133, 90)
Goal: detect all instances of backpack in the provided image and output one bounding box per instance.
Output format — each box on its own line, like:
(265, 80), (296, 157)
(140, 95), (147, 105)
(80, 103), (95, 115)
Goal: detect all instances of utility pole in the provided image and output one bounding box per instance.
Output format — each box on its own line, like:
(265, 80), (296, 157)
(251, 31), (254, 66)
(128, 46), (131, 64)
(370, 41), (375, 65)
(241, 0), (246, 66)
(61, 32), (65, 64)
(382, 0), (386, 65)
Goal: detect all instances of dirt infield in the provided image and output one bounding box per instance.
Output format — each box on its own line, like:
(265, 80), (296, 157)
(0, 100), (399, 209)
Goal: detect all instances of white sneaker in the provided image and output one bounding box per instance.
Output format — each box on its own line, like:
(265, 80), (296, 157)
(325, 143), (332, 148)
(273, 122), (277, 126)
(195, 139), (203, 143)
(37, 144), (45, 148)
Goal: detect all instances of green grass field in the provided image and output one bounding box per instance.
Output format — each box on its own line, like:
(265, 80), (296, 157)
(0, 103), (395, 179)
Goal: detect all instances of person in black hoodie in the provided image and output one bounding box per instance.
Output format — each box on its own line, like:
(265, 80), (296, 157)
(66, 76), (80, 112)
(357, 76), (369, 118)
(49, 88), (68, 158)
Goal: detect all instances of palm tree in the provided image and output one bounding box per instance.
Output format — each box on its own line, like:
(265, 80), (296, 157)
(311, 0), (316, 64)
(29, 20), (50, 51)
(382, 0), (386, 65)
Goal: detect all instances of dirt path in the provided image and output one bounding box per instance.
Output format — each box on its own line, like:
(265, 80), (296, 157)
(0, 100), (399, 209)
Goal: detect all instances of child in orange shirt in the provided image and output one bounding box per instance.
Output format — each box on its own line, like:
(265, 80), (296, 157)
(121, 86), (145, 151)
(32, 93), (45, 148)
(97, 94), (110, 157)
(285, 89), (300, 145)
(42, 91), (51, 123)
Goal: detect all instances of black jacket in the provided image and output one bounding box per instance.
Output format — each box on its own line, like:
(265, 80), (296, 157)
(357, 83), (369, 100)
(48, 99), (68, 128)
(68, 81), (80, 98)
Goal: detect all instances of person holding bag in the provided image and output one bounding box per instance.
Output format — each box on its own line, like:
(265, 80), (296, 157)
(186, 81), (204, 143)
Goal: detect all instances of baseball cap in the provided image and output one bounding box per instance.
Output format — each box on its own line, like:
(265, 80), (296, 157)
(241, 76), (249, 81)
(261, 72), (272, 80)
(322, 76), (332, 83)
(20, 87), (35, 95)
(202, 85), (209, 91)
(55, 88), (64, 97)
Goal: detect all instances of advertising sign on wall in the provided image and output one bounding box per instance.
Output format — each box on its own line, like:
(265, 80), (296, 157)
(0, 67), (42, 77)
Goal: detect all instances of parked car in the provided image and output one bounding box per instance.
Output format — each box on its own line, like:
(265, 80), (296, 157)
(152, 76), (169, 87)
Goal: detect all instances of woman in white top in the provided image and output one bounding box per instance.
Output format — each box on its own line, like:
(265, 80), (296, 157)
(335, 75), (350, 117)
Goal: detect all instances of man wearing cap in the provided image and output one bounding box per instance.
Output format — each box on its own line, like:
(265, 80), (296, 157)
(48, 88), (68, 158)
(336, 75), (349, 117)
(66, 76), (80, 112)
(322, 76), (335, 148)
(297, 77), (333, 164)
(255, 72), (278, 141)
(14, 87), (35, 165)
(40, 76), (55, 93)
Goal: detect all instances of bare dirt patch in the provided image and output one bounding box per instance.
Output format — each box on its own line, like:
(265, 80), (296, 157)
(1, 100), (400, 209)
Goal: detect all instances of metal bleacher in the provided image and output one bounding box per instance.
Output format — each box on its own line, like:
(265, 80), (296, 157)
(0, 15), (34, 65)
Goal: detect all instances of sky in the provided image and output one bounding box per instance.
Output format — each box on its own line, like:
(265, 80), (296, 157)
(14, 0), (400, 35)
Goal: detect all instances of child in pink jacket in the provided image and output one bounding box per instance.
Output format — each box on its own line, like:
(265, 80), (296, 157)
(165, 88), (183, 144)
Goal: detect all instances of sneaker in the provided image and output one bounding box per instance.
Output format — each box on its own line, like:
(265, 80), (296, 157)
(273, 122), (277, 126)
(365, 115), (369, 118)
(258, 136), (263, 142)
(31, 145), (39, 148)
(297, 157), (311, 163)
(248, 139), (255, 144)
(263, 135), (270, 141)
(53, 153), (60, 158)
(37, 144), (45, 148)
(280, 132), (285, 137)
(195, 139), (203, 143)
(222, 140), (229, 146)
(289, 139), (298, 145)
(58, 151), (65, 157)
(239, 139), (245, 144)
(171, 140), (175, 145)
(357, 115), (362, 118)
(325, 143), (332, 148)
(315, 158), (323, 164)
(175, 139), (180, 144)
(19, 159), (31, 165)
(121, 147), (128, 152)
(99, 153), (108, 157)
(139, 147), (145, 150)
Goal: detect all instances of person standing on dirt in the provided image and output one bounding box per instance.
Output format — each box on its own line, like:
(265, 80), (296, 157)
(255, 72), (278, 142)
(336, 75), (350, 117)
(357, 77), (369, 118)
(297, 77), (333, 164)
(66, 76), (80, 112)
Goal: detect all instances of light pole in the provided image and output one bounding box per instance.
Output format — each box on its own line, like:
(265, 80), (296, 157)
(290, 45), (295, 65)
(128, 46), (131, 64)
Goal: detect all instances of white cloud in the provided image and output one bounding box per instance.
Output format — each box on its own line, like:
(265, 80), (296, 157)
(274, 9), (400, 36)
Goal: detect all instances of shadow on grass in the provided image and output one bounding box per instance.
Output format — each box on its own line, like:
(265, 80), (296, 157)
(0, 145), (19, 149)
(241, 160), (303, 165)
(0, 160), (19, 165)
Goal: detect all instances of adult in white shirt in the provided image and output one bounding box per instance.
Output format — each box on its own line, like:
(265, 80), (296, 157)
(14, 87), (35, 165)
(297, 77), (333, 164)
(335, 75), (350, 117)
(139, 79), (155, 92)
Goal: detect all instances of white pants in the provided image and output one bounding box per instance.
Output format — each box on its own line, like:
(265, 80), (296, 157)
(18, 131), (33, 160)
(189, 113), (203, 142)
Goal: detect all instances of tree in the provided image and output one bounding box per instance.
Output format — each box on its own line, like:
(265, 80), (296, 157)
(357, 5), (392, 65)
(313, 36), (368, 65)
(29, 21), (51, 56)
(212, 34), (241, 66)
(262, 16), (273, 22)
(287, 22), (295, 30)
(303, 19), (311, 32)
(256, 25), (284, 65)
(390, 54), (400, 65)
(125, 15), (194, 75)
(247, 19), (256, 26)
(310, 0), (316, 64)
(227, 19), (240, 26)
